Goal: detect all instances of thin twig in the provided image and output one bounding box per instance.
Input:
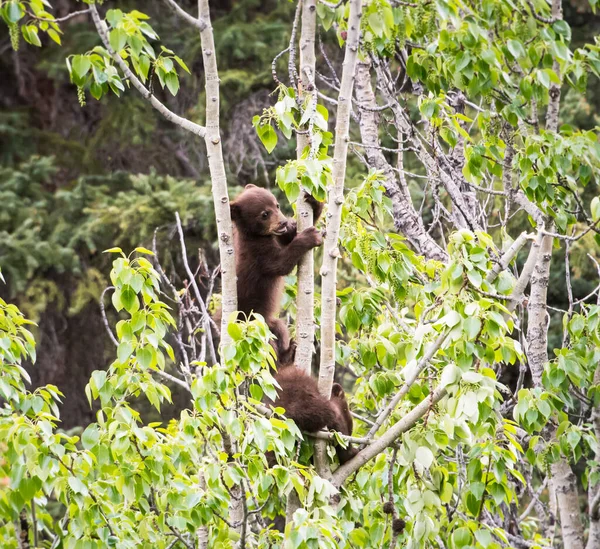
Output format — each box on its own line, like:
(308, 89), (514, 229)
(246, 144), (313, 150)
(174, 212), (217, 365)
(54, 8), (91, 22)
(100, 286), (118, 347)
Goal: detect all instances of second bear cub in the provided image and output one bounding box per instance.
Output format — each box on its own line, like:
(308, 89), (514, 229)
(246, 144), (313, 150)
(266, 367), (358, 465)
(230, 184), (323, 363)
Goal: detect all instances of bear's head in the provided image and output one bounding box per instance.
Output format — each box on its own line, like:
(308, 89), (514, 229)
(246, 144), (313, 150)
(330, 382), (353, 436)
(230, 184), (290, 236)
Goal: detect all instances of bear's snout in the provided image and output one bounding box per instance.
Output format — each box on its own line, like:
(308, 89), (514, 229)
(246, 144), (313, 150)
(272, 219), (288, 235)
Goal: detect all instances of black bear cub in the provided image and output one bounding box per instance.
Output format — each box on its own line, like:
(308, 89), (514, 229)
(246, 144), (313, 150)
(230, 184), (323, 363)
(266, 366), (358, 465)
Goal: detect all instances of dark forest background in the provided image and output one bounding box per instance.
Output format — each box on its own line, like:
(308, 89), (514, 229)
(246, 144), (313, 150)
(1, 0), (599, 428)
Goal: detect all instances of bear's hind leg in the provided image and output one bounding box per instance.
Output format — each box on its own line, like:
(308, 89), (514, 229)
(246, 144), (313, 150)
(267, 317), (294, 366)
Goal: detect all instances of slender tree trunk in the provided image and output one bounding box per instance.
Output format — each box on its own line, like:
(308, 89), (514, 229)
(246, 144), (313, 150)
(198, 0), (237, 350)
(294, 0), (318, 373)
(197, 0), (241, 534)
(314, 0), (363, 476)
(524, 0), (584, 543)
(587, 365), (600, 549)
(354, 61), (448, 262)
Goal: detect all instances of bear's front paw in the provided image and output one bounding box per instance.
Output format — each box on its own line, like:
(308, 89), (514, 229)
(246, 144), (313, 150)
(300, 226), (323, 248)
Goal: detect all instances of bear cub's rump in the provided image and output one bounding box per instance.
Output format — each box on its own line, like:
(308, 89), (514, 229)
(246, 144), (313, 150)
(266, 367), (358, 464)
(230, 184), (323, 363)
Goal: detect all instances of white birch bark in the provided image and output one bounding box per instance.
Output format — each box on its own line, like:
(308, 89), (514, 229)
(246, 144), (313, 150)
(524, 0), (584, 541)
(294, 0), (319, 373)
(354, 61), (448, 262)
(314, 0), (363, 476)
(198, 0), (237, 350)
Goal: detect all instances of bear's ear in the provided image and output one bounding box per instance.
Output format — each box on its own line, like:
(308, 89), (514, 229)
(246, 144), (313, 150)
(230, 202), (240, 221)
(245, 183), (257, 190)
(331, 383), (344, 398)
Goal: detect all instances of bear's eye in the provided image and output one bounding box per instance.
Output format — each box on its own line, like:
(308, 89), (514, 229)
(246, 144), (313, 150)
(261, 211), (269, 219)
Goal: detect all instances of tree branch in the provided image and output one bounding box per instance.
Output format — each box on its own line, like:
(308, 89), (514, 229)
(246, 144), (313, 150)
(162, 0), (208, 30)
(89, 5), (207, 139)
(332, 387), (447, 487)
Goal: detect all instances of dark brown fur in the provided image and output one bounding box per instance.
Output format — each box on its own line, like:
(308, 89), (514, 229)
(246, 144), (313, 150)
(266, 366), (358, 464)
(230, 185), (323, 363)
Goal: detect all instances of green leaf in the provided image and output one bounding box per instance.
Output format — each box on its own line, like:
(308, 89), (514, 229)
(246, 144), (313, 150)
(463, 317), (481, 340)
(227, 322), (243, 340)
(174, 55), (191, 74)
(72, 54), (92, 79)
(68, 477), (89, 496)
(475, 529), (493, 548)
(165, 72), (180, 96)
(467, 269), (482, 287)
(136, 346), (153, 369)
(91, 370), (107, 392)
(139, 55), (151, 81)
(257, 124), (278, 153)
(452, 527), (473, 548)
(81, 424), (100, 449)
(90, 82), (103, 100)
(7, 2), (23, 23)
(47, 28), (62, 45)
(120, 285), (138, 313)
(23, 25), (42, 47)
(591, 197), (600, 222)
(109, 28), (127, 53)
(19, 476), (42, 500)
(415, 446), (434, 469)
(507, 39), (526, 59)
(368, 12), (384, 37)
(537, 70), (551, 89)
(118, 341), (134, 363)
(104, 247), (124, 255)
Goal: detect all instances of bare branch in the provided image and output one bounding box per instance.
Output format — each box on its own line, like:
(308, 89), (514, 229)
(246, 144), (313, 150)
(162, 0), (208, 30)
(174, 212), (217, 366)
(332, 387), (447, 487)
(54, 9), (91, 23)
(100, 286), (118, 347)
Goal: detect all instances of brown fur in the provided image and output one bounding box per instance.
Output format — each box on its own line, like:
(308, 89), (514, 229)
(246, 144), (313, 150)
(230, 185), (323, 363)
(266, 366), (358, 464)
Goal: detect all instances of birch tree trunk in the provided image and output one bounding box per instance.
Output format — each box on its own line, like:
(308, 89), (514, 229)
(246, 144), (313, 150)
(353, 61), (448, 262)
(587, 365), (600, 549)
(524, 0), (584, 542)
(294, 0), (318, 373)
(198, 0), (237, 350)
(314, 0), (363, 476)
(197, 0), (242, 534)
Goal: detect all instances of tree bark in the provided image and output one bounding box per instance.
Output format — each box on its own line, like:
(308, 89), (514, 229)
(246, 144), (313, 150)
(294, 0), (318, 373)
(314, 0), (363, 476)
(197, 0), (241, 534)
(353, 62), (448, 262)
(198, 0), (237, 350)
(373, 64), (481, 232)
(587, 365), (600, 549)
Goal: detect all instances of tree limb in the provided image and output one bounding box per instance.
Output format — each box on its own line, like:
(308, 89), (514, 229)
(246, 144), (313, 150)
(89, 5), (207, 139)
